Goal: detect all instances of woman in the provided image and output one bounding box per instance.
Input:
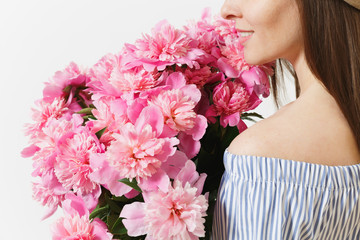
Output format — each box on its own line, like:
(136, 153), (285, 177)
(212, 0), (360, 239)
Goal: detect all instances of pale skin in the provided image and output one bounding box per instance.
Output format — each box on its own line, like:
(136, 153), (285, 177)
(221, 0), (360, 165)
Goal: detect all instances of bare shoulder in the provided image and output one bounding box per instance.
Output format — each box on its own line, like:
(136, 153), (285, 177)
(228, 88), (360, 165)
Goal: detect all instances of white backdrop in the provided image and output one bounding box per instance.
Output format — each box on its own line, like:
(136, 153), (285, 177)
(0, 0), (294, 239)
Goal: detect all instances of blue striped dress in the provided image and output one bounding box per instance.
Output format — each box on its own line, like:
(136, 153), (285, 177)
(212, 148), (360, 239)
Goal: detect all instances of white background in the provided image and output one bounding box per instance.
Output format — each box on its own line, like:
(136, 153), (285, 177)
(0, 0), (294, 239)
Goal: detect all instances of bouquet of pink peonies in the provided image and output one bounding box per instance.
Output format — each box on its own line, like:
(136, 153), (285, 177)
(22, 8), (273, 239)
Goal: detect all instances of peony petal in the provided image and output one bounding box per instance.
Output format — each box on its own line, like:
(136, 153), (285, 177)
(240, 66), (270, 97)
(154, 137), (179, 162)
(138, 169), (170, 193)
(180, 84), (201, 103)
(62, 193), (88, 217)
(124, 189), (140, 199)
(204, 105), (218, 123)
(120, 202), (147, 237)
(217, 57), (241, 78)
(21, 144), (40, 158)
(91, 219), (113, 240)
(211, 46), (222, 59)
(184, 115), (207, 141)
(89, 153), (132, 196)
(240, 69), (256, 93)
(165, 72), (187, 89)
(237, 119), (248, 134)
(127, 98), (147, 124)
(110, 98), (128, 117)
(246, 92), (262, 111)
(201, 7), (211, 21)
(221, 112), (240, 127)
(145, 235), (156, 240)
(159, 124), (178, 138)
(78, 186), (101, 213)
(123, 219), (147, 237)
(41, 205), (59, 221)
(135, 105), (164, 137)
(120, 201), (146, 219)
(175, 160), (199, 187)
(153, 19), (169, 32)
(178, 133), (201, 159)
(43, 85), (63, 103)
(193, 173), (207, 196)
(161, 150), (188, 179)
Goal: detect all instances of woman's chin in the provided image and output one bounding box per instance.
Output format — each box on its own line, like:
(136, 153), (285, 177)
(244, 51), (273, 66)
(244, 55), (265, 66)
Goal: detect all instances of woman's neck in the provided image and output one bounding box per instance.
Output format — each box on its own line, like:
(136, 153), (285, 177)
(291, 50), (322, 97)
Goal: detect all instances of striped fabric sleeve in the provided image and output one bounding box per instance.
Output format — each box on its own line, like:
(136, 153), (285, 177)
(211, 149), (360, 240)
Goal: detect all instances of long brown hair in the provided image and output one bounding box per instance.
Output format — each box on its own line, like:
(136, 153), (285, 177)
(271, 0), (360, 150)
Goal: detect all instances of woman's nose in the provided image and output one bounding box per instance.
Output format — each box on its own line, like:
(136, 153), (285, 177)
(221, 0), (242, 20)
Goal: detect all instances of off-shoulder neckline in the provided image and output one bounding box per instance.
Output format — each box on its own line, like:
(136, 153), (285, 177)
(225, 148), (360, 169)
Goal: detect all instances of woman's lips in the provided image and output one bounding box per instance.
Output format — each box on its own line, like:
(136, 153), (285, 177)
(239, 31), (254, 42)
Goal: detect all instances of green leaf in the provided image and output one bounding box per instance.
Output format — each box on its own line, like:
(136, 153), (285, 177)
(111, 195), (133, 202)
(241, 112), (264, 120)
(241, 116), (257, 123)
(112, 226), (127, 235)
(76, 107), (95, 115)
(118, 178), (142, 193)
(107, 212), (120, 230)
(89, 205), (109, 220)
(105, 193), (123, 213)
(95, 127), (107, 139)
(83, 115), (97, 121)
(111, 218), (127, 234)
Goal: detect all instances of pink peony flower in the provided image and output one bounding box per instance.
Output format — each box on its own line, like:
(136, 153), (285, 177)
(25, 97), (69, 140)
(124, 20), (205, 71)
(149, 88), (197, 132)
(30, 115), (81, 178)
(213, 16), (238, 40)
(206, 80), (251, 130)
(120, 160), (208, 240)
(32, 171), (67, 219)
(109, 65), (162, 93)
(87, 53), (124, 97)
(52, 193), (112, 240)
(107, 126), (163, 180)
(135, 20), (191, 61)
(43, 62), (89, 103)
(106, 106), (179, 192)
(144, 181), (208, 240)
(183, 65), (215, 88)
(146, 72), (207, 158)
(54, 127), (103, 197)
(144, 72), (207, 158)
(182, 10), (218, 57)
(52, 214), (100, 240)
